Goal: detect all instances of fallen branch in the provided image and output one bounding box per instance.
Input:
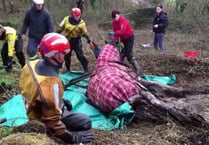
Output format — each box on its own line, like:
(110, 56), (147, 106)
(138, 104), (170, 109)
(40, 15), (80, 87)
(134, 80), (209, 129)
(139, 78), (196, 98)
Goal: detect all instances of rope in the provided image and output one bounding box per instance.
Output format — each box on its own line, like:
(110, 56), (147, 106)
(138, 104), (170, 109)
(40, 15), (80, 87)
(26, 61), (48, 106)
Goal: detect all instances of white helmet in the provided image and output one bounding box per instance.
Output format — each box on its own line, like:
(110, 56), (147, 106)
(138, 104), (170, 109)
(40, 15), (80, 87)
(33, 0), (44, 4)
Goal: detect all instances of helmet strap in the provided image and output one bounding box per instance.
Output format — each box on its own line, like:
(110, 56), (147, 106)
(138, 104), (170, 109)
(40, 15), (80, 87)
(43, 56), (62, 68)
(51, 57), (63, 68)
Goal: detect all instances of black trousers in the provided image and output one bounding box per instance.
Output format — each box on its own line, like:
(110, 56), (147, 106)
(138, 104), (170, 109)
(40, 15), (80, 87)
(61, 110), (91, 131)
(121, 34), (135, 63)
(65, 38), (88, 71)
(1, 33), (25, 68)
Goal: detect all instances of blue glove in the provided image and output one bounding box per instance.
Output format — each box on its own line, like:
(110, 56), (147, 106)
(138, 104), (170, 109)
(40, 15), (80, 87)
(108, 31), (115, 36)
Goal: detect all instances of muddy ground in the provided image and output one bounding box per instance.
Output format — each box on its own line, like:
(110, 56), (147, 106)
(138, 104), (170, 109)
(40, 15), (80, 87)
(1, 29), (209, 145)
(73, 29), (209, 145)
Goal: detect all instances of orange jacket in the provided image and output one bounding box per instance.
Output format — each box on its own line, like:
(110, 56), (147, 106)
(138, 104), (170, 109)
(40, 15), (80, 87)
(19, 60), (66, 136)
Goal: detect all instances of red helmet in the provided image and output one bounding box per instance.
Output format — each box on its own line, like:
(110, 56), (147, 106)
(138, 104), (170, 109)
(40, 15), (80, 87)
(38, 33), (70, 58)
(71, 8), (81, 17)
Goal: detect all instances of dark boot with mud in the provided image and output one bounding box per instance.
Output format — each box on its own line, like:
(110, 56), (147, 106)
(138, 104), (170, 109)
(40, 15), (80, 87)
(130, 57), (141, 76)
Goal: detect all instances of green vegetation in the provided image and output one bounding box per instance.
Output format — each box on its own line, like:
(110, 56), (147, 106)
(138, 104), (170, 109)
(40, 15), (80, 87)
(0, 126), (13, 139)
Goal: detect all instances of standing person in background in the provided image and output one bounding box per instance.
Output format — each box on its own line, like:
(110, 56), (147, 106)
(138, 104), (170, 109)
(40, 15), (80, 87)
(21, 0), (54, 60)
(57, 7), (93, 72)
(109, 10), (141, 76)
(0, 25), (25, 72)
(76, 0), (85, 13)
(152, 4), (169, 52)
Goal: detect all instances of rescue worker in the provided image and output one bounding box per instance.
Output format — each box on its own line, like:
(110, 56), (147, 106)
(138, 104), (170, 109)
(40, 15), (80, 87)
(109, 10), (141, 76)
(20, 33), (94, 144)
(0, 25), (25, 72)
(57, 7), (93, 72)
(21, 0), (54, 60)
(87, 41), (141, 113)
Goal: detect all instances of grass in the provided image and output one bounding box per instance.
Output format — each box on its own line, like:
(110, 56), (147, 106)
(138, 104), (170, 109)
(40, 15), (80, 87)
(0, 127), (13, 139)
(0, 72), (17, 87)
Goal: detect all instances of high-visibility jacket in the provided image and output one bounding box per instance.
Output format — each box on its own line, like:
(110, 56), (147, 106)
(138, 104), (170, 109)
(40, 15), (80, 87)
(58, 16), (87, 39)
(19, 60), (66, 136)
(1, 27), (17, 57)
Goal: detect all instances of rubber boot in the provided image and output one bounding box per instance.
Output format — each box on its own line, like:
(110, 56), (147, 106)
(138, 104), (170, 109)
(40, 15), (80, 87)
(64, 53), (71, 71)
(81, 60), (88, 73)
(130, 57), (141, 76)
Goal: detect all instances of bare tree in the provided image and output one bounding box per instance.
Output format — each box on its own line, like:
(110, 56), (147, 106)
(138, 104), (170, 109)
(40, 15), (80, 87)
(2, 0), (6, 12)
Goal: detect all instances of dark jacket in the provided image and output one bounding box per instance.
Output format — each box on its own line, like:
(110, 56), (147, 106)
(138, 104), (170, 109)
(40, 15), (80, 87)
(153, 11), (169, 33)
(21, 5), (54, 41)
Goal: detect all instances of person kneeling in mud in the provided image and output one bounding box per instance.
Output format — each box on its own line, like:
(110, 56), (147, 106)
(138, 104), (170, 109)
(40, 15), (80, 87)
(20, 33), (94, 144)
(87, 41), (142, 113)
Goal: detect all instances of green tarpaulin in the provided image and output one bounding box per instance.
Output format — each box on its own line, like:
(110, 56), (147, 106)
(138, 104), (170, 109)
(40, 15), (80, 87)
(0, 72), (176, 130)
(141, 74), (176, 85)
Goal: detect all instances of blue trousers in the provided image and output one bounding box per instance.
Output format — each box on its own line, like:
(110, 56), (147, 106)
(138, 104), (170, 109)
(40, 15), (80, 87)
(154, 33), (165, 51)
(27, 37), (40, 57)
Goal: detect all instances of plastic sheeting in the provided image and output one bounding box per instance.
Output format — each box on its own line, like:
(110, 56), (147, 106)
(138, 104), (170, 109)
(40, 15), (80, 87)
(0, 72), (176, 130)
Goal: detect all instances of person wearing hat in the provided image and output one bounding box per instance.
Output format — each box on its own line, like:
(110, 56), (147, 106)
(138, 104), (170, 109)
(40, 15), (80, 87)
(57, 7), (93, 72)
(20, 33), (94, 144)
(0, 25), (25, 72)
(21, 0), (54, 60)
(109, 10), (141, 76)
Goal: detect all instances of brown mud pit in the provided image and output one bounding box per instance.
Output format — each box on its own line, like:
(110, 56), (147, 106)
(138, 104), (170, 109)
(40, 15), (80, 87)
(88, 52), (209, 145)
(86, 42), (209, 144)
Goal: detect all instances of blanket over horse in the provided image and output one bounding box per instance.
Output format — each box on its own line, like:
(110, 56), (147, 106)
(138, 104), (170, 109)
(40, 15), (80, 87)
(87, 43), (141, 113)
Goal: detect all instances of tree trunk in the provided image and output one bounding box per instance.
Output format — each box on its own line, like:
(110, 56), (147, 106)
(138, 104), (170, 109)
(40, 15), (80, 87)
(2, 0), (6, 12)
(134, 79), (209, 130)
(9, 1), (14, 13)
